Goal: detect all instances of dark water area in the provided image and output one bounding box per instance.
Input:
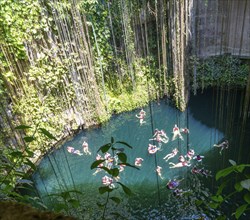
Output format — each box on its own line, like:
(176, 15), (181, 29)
(32, 88), (250, 219)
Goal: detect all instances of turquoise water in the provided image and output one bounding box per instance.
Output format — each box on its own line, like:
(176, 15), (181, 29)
(32, 88), (250, 219)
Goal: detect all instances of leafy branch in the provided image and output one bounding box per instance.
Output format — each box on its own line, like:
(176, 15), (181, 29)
(90, 137), (138, 219)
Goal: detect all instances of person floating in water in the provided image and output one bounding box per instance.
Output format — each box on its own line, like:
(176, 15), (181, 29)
(172, 124), (184, 141)
(67, 146), (83, 156)
(119, 164), (126, 172)
(148, 144), (159, 154)
(135, 109), (146, 125)
(163, 148), (179, 161)
(193, 154), (204, 162)
(67, 146), (75, 153)
(191, 166), (212, 177)
(185, 149), (195, 161)
(166, 179), (182, 189)
(102, 175), (115, 189)
(156, 166), (163, 179)
(150, 129), (169, 149)
(214, 140), (229, 154)
(181, 127), (189, 134)
(173, 188), (190, 197)
(82, 141), (91, 155)
(135, 157), (144, 166)
(93, 154), (104, 175)
(169, 160), (191, 169)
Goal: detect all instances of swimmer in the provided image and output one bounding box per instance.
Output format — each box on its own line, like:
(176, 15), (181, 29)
(135, 157), (144, 166)
(186, 149), (195, 161)
(178, 155), (185, 162)
(93, 154), (104, 175)
(148, 144), (159, 154)
(82, 141), (91, 155)
(173, 188), (190, 197)
(166, 179), (182, 189)
(136, 109), (146, 125)
(67, 146), (75, 153)
(106, 157), (114, 169)
(102, 175), (115, 189)
(156, 166), (163, 179)
(191, 166), (212, 177)
(181, 128), (189, 134)
(73, 150), (83, 156)
(152, 129), (169, 144)
(169, 161), (191, 169)
(172, 124), (184, 141)
(193, 155), (204, 162)
(119, 164), (126, 172)
(163, 148), (179, 161)
(214, 140), (229, 154)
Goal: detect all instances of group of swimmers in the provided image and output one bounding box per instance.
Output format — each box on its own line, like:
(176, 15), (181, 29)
(66, 108), (229, 193)
(67, 140), (91, 156)
(135, 109), (229, 197)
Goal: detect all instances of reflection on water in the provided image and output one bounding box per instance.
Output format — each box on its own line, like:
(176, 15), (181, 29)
(32, 88), (250, 219)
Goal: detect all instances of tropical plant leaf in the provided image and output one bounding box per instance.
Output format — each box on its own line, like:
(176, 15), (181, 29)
(90, 160), (105, 169)
(15, 125), (32, 130)
(240, 179), (250, 191)
(117, 182), (132, 195)
(111, 137), (114, 143)
(115, 141), (132, 149)
(216, 166), (235, 180)
(99, 186), (113, 194)
(234, 204), (248, 219)
(39, 128), (57, 140)
(211, 195), (224, 203)
(118, 162), (140, 170)
(24, 136), (35, 143)
(244, 193), (250, 204)
(25, 158), (36, 170)
(110, 168), (119, 177)
(97, 143), (112, 153)
(117, 153), (127, 163)
(54, 203), (68, 212)
(68, 199), (80, 208)
(100, 166), (112, 175)
(235, 182), (244, 192)
(229, 159), (236, 166)
(96, 202), (105, 208)
(216, 181), (228, 195)
(10, 151), (23, 157)
(110, 196), (121, 204)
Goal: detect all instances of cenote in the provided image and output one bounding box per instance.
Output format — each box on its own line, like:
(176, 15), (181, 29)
(31, 88), (250, 219)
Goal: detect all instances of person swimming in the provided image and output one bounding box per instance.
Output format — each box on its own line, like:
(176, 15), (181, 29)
(214, 140), (229, 154)
(67, 146), (83, 156)
(135, 157), (144, 166)
(148, 144), (159, 154)
(193, 155), (204, 162)
(186, 149), (195, 161)
(166, 179), (182, 189)
(136, 109), (146, 125)
(82, 141), (91, 155)
(102, 175), (115, 189)
(163, 148), (179, 161)
(156, 166), (163, 179)
(172, 124), (184, 141)
(169, 160), (191, 169)
(181, 128), (189, 134)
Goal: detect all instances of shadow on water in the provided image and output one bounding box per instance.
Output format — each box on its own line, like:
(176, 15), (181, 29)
(30, 88), (250, 219)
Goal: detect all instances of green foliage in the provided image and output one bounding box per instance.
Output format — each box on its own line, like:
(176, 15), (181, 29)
(0, 125), (53, 209)
(91, 138), (138, 219)
(194, 55), (249, 90)
(0, 0), (48, 60)
(212, 160), (250, 219)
